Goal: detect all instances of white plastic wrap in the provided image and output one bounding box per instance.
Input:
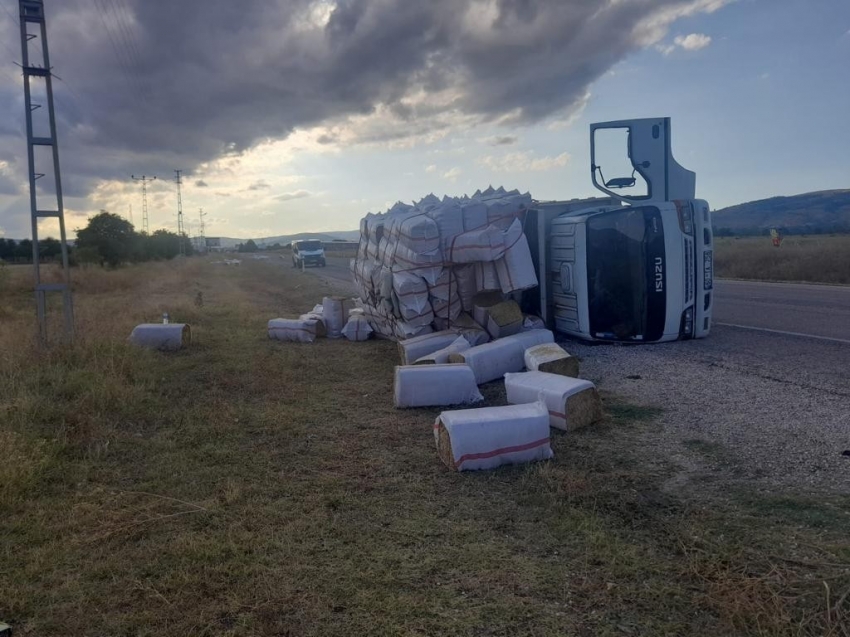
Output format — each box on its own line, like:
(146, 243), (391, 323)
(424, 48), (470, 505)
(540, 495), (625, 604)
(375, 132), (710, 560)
(129, 324), (191, 351)
(495, 219), (538, 293)
(268, 319), (316, 343)
(398, 330), (461, 365)
(392, 271), (432, 321)
(454, 264), (477, 312)
(449, 329), (555, 384)
(323, 296), (353, 339)
(434, 401), (553, 471)
(414, 335), (471, 365)
(475, 261), (500, 291)
(394, 364), (484, 408)
(342, 315), (373, 341)
(504, 371), (602, 431)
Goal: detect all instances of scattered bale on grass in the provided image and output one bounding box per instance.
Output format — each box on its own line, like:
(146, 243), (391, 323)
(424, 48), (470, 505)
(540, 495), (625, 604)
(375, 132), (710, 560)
(398, 330), (460, 365)
(341, 315), (373, 341)
(129, 324), (191, 351)
(414, 335), (471, 365)
(433, 401), (552, 471)
(394, 364), (483, 408)
(268, 319), (318, 343)
(504, 371), (602, 431)
(524, 343), (579, 377)
(448, 329), (554, 384)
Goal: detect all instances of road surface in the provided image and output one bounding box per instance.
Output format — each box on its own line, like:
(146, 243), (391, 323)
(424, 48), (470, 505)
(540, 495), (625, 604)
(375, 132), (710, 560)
(713, 279), (850, 343)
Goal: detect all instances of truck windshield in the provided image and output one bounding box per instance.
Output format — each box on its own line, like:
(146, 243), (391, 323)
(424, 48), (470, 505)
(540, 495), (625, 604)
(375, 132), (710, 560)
(586, 206), (666, 341)
(297, 241), (323, 251)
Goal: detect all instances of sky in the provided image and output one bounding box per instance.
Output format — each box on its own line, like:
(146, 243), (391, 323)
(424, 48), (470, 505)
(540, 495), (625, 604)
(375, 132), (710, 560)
(0, 0), (848, 240)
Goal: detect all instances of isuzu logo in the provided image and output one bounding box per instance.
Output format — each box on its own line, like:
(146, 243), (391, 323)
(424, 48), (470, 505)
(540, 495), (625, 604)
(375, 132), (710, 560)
(655, 257), (664, 292)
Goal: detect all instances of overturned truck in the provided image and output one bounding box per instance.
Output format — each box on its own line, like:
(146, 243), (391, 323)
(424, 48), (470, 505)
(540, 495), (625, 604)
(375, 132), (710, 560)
(352, 117), (714, 344)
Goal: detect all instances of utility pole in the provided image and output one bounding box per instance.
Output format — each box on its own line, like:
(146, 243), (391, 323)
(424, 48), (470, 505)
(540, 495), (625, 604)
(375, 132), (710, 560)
(174, 169), (185, 256)
(19, 0), (73, 343)
(131, 174), (156, 234)
(198, 207), (207, 252)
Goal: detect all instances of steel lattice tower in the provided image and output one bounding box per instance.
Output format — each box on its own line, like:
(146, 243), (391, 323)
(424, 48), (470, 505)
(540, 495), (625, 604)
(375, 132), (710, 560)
(132, 174), (156, 234)
(174, 170), (185, 256)
(19, 0), (73, 342)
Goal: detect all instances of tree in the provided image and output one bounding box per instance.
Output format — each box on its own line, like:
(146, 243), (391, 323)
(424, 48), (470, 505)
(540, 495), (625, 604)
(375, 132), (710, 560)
(39, 237), (62, 260)
(75, 212), (137, 267)
(0, 238), (16, 261)
(16, 239), (33, 261)
(143, 229), (181, 260)
(237, 239), (259, 253)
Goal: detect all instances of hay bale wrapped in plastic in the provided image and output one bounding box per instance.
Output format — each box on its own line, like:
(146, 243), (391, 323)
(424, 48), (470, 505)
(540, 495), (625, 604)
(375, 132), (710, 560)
(505, 371), (602, 431)
(130, 324), (191, 351)
(484, 300), (523, 339)
(448, 329), (554, 384)
(394, 364), (483, 408)
(323, 296), (354, 339)
(268, 319), (317, 343)
(524, 343), (579, 377)
(434, 401), (553, 471)
(398, 329), (461, 365)
(433, 312), (490, 346)
(414, 335), (470, 365)
(342, 315), (373, 342)
(298, 312), (327, 338)
(495, 219), (538, 293)
(475, 261), (500, 291)
(392, 271), (432, 322)
(472, 290), (505, 327)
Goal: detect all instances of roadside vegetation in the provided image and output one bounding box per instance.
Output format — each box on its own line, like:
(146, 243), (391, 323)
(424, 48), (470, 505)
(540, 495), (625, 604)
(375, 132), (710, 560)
(1, 259), (849, 636)
(714, 234), (850, 284)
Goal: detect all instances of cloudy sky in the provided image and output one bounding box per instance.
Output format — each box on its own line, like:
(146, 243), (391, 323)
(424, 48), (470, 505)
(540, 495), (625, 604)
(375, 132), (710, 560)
(0, 0), (848, 240)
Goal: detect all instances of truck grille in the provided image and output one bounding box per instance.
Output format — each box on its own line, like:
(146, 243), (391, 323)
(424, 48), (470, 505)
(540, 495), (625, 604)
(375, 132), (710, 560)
(684, 237), (695, 303)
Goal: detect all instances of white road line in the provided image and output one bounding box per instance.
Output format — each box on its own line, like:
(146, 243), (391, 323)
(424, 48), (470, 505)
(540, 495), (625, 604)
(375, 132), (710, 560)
(715, 322), (850, 345)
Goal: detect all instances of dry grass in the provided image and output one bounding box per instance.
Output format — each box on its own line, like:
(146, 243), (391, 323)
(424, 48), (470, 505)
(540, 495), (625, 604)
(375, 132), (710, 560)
(1, 258), (849, 636)
(715, 235), (850, 284)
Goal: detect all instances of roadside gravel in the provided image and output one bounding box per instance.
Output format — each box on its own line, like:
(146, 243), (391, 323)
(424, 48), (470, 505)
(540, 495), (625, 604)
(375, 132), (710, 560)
(568, 325), (850, 494)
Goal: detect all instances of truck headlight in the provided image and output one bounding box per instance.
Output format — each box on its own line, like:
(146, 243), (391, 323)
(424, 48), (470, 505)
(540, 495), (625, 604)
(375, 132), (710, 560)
(680, 307), (694, 338)
(678, 204), (694, 235)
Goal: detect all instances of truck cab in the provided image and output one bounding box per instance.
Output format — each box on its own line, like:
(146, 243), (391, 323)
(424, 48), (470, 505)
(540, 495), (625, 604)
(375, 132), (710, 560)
(526, 118), (713, 342)
(291, 240), (326, 268)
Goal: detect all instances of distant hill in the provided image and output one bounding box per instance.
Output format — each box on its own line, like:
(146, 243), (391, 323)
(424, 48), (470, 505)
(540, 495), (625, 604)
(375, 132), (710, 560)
(712, 190), (850, 235)
(212, 230), (360, 249)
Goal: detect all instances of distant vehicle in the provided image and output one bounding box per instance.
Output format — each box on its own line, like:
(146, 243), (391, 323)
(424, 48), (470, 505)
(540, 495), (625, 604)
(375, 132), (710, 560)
(291, 240), (326, 268)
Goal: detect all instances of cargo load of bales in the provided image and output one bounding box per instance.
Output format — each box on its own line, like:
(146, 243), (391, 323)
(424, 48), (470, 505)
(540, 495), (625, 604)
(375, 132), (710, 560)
(351, 186), (538, 340)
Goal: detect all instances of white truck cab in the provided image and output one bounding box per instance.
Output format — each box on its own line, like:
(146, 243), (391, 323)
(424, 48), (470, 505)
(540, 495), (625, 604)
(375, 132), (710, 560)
(525, 118), (713, 343)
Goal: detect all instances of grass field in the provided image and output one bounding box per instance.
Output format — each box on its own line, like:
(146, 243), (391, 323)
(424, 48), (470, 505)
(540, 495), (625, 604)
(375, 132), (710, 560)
(714, 235), (850, 284)
(2, 259), (850, 636)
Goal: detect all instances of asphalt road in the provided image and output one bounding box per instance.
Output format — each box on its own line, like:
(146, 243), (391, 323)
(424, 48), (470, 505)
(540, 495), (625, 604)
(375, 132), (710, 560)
(713, 279), (850, 343)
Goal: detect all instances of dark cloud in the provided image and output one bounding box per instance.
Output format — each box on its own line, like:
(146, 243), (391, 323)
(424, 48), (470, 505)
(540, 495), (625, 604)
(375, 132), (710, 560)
(0, 0), (727, 204)
(247, 180), (271, 191)
(489, 135), (519, 146)
(275, 190), (311, 202)
(195, 179), (209, 187)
